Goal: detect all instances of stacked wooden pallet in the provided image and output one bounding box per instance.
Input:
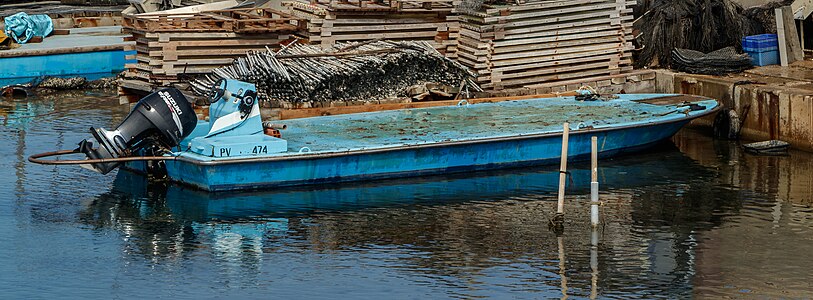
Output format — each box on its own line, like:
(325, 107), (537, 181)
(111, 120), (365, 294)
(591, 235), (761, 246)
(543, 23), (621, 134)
(455, 0), (635, 90)
(284, 0), (458, 57)
(121, 8), (304, 86)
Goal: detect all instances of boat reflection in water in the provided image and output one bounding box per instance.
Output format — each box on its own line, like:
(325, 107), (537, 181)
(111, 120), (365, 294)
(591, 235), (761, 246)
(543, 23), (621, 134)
(78, 143), (734, 298)
(91, 143), (717, 225)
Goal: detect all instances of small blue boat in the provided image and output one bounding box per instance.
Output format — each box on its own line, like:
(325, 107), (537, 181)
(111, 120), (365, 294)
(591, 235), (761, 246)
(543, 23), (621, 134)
(0, 26), (133, 86)
(30, 80), (720, 192)
(169, 81), (720, 191)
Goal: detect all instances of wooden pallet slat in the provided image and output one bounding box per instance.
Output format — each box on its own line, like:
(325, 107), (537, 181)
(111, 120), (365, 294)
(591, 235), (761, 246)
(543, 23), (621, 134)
(453, 0), (635, 90)
(286, 0), (457, 56)
(120, 7), (302, 90)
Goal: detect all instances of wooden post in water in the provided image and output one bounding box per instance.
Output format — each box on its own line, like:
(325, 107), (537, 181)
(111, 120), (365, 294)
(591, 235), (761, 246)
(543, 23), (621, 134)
(556, 123), (570, 215)
(591, 136), (599, 227)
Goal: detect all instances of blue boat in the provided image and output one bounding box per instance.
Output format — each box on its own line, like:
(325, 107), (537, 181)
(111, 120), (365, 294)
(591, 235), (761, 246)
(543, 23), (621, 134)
(30, 80), (720, 192)
(0, 26), (133, 86)
(168, 81), (721, 191)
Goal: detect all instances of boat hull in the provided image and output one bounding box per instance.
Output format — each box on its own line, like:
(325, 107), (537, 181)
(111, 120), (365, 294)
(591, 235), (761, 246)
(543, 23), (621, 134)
(0, 50), (132, 86)
(0, 26), (134, 86)
(165, 119), (690, 191)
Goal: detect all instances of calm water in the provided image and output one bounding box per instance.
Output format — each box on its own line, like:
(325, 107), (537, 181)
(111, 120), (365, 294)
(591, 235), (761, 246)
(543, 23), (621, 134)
(1, 92), (812, 299)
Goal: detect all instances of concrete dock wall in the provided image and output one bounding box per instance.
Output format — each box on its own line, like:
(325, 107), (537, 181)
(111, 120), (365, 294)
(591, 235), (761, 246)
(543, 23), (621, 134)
(657, 69), (813, 152)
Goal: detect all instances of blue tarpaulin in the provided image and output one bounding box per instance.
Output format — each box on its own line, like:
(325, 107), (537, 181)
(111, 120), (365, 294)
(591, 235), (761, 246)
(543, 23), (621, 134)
(3, 12), (53, 44)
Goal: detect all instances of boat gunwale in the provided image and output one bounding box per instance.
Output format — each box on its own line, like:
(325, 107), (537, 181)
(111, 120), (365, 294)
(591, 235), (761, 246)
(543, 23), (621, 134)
(172, 100), (721, 166)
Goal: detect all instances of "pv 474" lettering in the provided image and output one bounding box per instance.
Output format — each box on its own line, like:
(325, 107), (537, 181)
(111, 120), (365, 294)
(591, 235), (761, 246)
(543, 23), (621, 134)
(252, 145), (268, 154)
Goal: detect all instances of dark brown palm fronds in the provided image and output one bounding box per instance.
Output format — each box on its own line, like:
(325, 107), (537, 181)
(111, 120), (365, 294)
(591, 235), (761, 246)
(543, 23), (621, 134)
(190, 40), (479, 104)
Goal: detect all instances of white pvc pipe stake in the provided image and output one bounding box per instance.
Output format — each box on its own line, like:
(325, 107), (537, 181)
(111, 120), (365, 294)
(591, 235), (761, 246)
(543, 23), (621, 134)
(591, 136), (599, 227)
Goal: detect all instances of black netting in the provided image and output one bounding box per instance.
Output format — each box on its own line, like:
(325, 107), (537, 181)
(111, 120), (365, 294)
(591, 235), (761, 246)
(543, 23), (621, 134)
(671, 47), (753, 75)
(635, 0), (792, 68)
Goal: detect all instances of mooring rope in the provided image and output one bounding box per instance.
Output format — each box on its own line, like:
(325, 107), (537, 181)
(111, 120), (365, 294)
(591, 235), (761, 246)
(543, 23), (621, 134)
(28, 149), (176, 165)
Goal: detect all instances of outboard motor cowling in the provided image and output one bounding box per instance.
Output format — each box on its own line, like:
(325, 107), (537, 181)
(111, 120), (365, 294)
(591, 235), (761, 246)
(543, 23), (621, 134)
(79, 88), (197, 174)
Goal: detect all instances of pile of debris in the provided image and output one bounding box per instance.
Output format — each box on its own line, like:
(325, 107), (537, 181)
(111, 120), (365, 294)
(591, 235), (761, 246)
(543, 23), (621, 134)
(634, 0), (793, 68)
(190, 40), (479, 106)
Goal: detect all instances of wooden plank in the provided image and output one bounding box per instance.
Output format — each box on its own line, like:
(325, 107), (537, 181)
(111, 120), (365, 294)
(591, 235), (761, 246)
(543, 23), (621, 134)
(496, 39), (631, 61)
(457, 34), (627, 57)
(780, 6), (804, 63)
(491, 52), (631, 74)
(136, 1), (240, 17)
(482, 0), (633, 14)
(147, 38), (287, 48)
(485, 59), (631, 81)
(481, 0), (606, 14)
(319, 17), (448, 24)
(492, 29), (627, 48)
(0, 43), (132, 58)
(482, 66), (633, 88)
(137, 54), (235, 66)
(118, 79), (156, 91)
(143, 32), (243, 39)
(279, 92), (579, 119)
(148, 48), (271, 57)
(524, 69), (653, 89)
(311, 30), (440, 41)
(459, 18), (617, 40)
(321, 22), (451, 32)
(161, 66), (224, 75)
(477, 55), (632, 82)
(499, 16), (632, 40)
(458, 41), (631, 65)
(475, 9), (632, 31)
(482, 3), (624, 23)
(776, 7), (790, 66)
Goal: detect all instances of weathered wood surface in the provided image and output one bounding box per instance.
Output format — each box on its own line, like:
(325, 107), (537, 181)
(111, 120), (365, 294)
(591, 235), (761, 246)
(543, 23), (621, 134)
(0, 44), (127, 58)
(121, 7), (302, 85)
(278, 92), (578, 119)
(285, 0), (457, 55)
(777, 6), (803, 64)
(454, 0), (635, 90)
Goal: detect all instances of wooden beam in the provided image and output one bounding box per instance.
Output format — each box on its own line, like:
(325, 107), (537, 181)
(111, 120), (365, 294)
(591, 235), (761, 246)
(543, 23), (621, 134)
(279, 92), (578, 119)
(776, 8), (789, 66)
(777, 6), (804, 65)
(0, 43), (131, 58)
(783, 6), (804, 63)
